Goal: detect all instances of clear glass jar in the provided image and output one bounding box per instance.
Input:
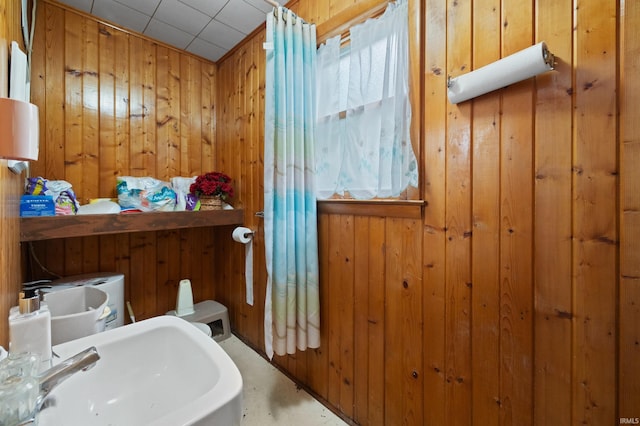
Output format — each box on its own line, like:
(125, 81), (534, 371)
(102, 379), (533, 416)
(0, 352), (40, 425)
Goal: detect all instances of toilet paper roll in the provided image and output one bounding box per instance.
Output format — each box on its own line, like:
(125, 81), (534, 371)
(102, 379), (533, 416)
(232, 227), (254, 306)
(232, 226), (253, 244)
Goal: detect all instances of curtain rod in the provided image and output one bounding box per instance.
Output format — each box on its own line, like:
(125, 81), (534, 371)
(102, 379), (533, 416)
(263, 0), (280, 7)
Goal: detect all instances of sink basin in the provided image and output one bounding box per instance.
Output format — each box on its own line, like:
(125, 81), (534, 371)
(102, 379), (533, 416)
(37, 315), (243, 426)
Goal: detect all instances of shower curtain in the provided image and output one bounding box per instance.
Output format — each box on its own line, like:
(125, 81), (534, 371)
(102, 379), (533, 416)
(263, 7), (320, 360)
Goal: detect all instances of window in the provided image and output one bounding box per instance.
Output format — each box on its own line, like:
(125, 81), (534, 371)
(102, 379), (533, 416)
(315, 0), (418, 200)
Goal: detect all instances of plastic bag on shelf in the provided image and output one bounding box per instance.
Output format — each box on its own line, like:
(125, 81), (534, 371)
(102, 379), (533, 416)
(116, 176), (176, 212)
(170, 177), (198, 211)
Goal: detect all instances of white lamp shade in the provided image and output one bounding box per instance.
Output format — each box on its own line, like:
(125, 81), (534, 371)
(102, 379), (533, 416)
(0, 97), (39, 161)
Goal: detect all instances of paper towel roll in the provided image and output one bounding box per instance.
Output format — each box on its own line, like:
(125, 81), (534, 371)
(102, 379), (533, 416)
(232, 227), (254, 306)
(447, 42), (554, 104)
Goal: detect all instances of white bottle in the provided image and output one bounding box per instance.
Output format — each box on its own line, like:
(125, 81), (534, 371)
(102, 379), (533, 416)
(8, 289), (52, 373)
(175, 279), (195, 317)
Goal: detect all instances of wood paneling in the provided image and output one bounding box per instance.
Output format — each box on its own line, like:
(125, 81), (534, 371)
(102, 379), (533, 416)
(444, 0), (473, 423)
(620, 0), (640, 420)
(499, 1), (535, 423)
(470, 0), (501, 423)
(23, 1), (221, 325)
(0, 0), (636, 424)
(533, 1), (573, 423)
(573, 1), (618, 423)
(422, 0), (448, 423)
(0, 0), (28, 348)
(215, 0), (639, 425)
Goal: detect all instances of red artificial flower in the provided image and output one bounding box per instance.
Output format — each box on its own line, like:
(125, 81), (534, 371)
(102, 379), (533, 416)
(190, 172), (234, 200)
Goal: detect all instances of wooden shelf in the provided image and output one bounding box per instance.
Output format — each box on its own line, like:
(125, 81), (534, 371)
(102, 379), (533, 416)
(20, 209), (244, 242)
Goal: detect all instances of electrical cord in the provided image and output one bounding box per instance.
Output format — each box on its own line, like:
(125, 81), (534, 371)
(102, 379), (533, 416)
(28, 242), (62, 279)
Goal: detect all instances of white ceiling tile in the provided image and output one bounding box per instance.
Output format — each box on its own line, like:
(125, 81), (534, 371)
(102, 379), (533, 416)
(60, 0), (93, 13)
(215, 0), (265, 35)
(187, 38), (227, 62)
(114, 0), (161, 16)
(178, 0), (228, 17)
(199, 19), (245, 50)
(92, 0), (151, 33)
(154, 0), (211, 35)
(243, 0), (273, 14)
(144, 19), (194, 50)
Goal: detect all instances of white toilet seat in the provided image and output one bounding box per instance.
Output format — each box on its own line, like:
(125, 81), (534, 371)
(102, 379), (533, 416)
(190, 321), (212, 337)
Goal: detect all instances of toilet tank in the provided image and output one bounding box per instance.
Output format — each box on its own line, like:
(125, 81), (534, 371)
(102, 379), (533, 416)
(47, 273), (125, 331)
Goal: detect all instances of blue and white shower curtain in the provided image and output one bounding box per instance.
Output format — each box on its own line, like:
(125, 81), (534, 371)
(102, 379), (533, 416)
(263, 7), (320, 359)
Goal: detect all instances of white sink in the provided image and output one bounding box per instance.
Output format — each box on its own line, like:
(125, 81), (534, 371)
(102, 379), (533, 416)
(37, 315), (243, 426)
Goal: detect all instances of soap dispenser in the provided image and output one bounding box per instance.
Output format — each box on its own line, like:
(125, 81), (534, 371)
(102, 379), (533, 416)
(8, 288), (52, 372)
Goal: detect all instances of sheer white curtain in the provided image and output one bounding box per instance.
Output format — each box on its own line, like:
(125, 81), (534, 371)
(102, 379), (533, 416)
(315, 36), (344, 198)
(315, 0), (418, 199)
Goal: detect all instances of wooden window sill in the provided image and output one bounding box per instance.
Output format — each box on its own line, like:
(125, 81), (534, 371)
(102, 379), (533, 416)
(318, 199), (424, 219)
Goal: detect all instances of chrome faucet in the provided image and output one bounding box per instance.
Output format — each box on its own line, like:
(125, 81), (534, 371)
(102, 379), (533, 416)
(39, 346), (100, 400)
(10, 347), (100, 426)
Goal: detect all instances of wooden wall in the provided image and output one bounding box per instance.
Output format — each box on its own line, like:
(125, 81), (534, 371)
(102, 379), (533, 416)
(216, 0), (640, 425)
(620, 0), (640, 416)
(1, 0), (637, 424)
(20, 1), (228, 329)
(216, 23), (267, 348)
(0, 0), (30, 348)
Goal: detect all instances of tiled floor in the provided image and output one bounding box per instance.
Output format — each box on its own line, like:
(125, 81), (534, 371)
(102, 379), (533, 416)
(218, 335), (349, 426)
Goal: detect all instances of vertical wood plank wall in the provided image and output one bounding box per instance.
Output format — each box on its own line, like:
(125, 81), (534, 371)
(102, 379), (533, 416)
(0, 0), (638, 425)
(0, 0), (26, 349)
(216, 0), (640, 425)
(620, 0), (640, 420)
(16, 1), (225, 330)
